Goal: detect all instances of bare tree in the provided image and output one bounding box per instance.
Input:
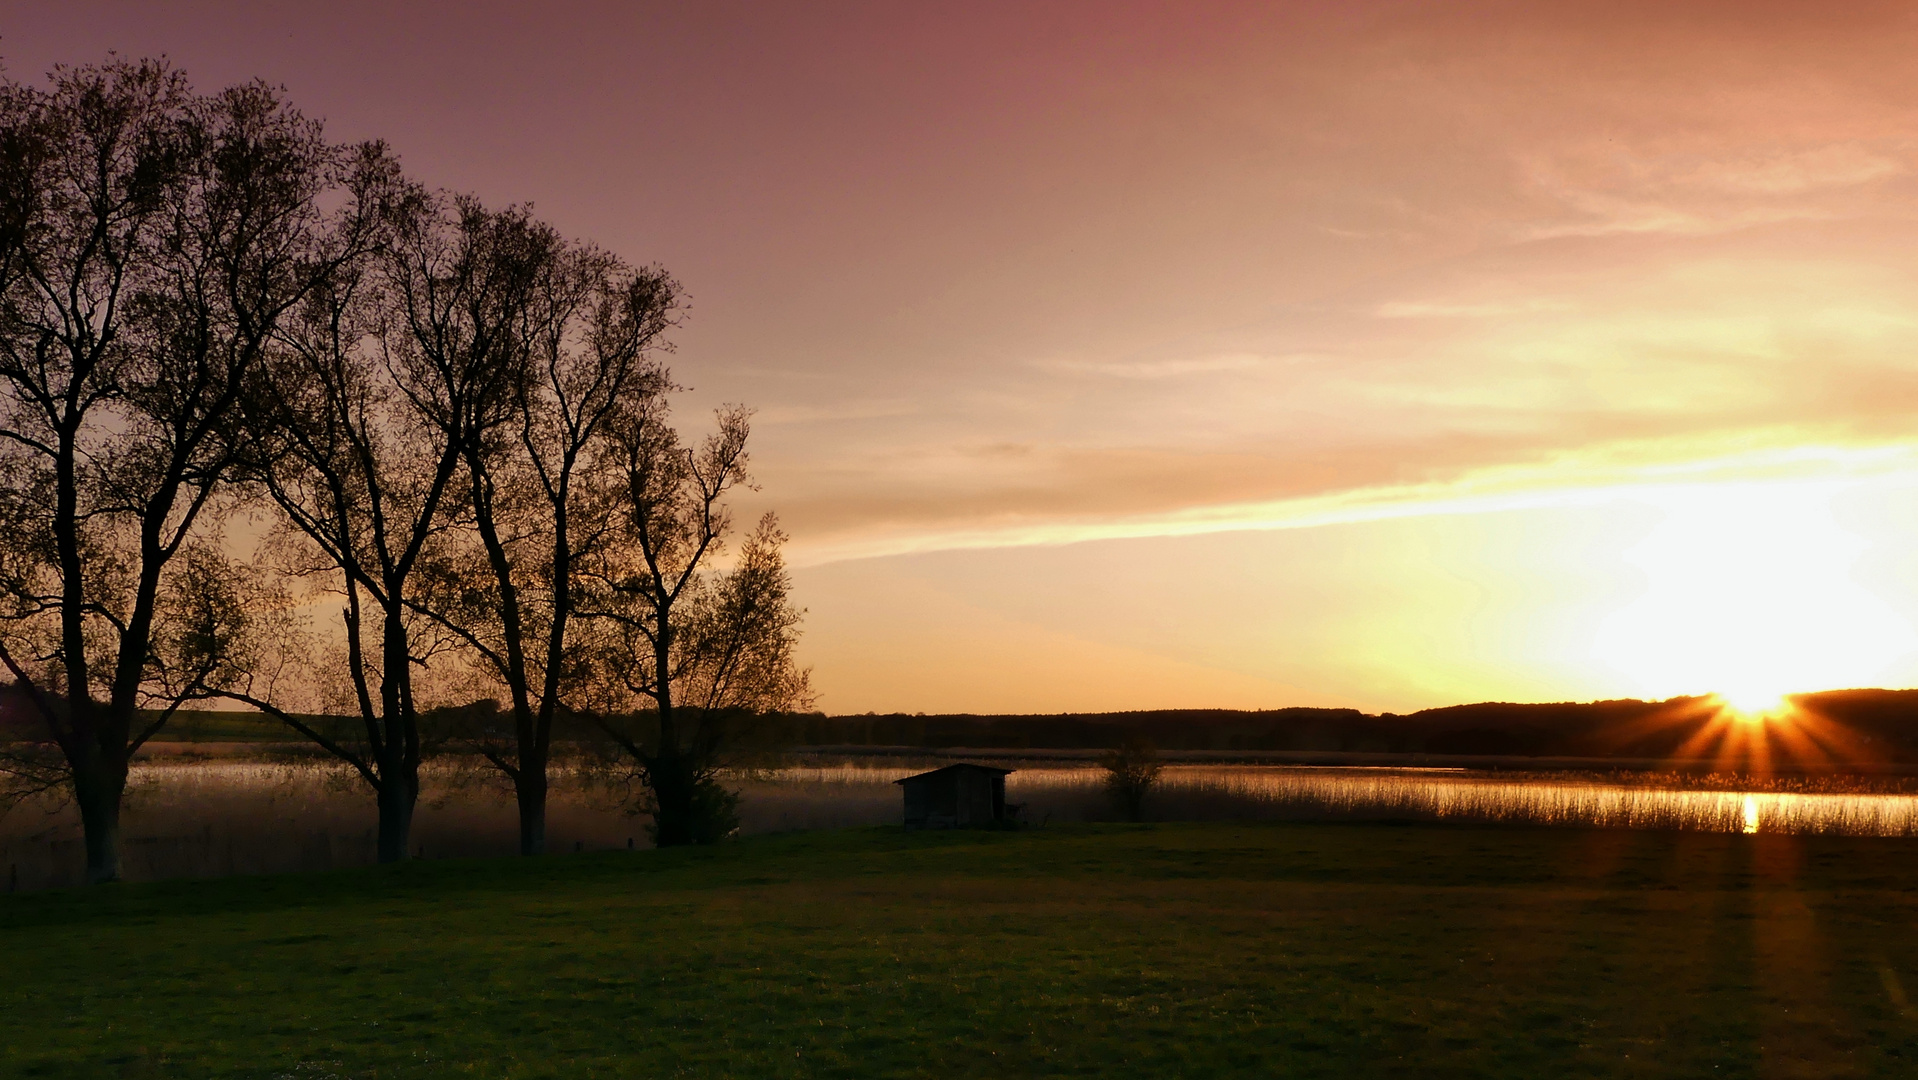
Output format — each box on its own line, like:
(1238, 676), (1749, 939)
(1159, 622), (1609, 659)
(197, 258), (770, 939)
(0, 60), (393, 881)
(414, 232), (679, 854)
(586, 401), (811, 846)
(221, 193), (559, 863)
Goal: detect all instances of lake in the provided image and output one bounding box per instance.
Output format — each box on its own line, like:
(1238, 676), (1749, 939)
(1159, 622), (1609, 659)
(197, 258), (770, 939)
(4, 758), (1917, 891)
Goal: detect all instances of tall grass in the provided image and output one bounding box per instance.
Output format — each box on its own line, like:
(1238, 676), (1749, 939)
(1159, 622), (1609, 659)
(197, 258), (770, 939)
(0, 760), (651, 891)
(6, 758), (1918, 891)
(1129, 766), (1918, 836)
(726, 762), (1918, 837)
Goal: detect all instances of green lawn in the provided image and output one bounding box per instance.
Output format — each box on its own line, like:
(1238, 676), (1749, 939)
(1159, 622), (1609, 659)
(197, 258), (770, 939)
(4, 822), (1918, 1078)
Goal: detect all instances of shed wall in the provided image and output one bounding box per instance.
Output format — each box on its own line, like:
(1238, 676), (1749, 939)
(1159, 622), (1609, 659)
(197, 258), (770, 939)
(900, 767), (1009, 829)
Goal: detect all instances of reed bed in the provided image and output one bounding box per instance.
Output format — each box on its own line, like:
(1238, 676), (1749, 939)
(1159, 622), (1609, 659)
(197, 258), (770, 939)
(722, 762), (1918, 837)
(6, 758), (1918, 891)
(0, 760), (651, 892)
(1133, 766), (1918, 836)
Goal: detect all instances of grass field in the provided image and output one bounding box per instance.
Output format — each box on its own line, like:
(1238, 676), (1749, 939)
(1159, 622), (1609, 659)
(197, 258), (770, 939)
(5, 823), (1918, 1078)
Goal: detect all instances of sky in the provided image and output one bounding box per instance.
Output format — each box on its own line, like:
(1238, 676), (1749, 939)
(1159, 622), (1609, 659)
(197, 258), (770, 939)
(11, 1), (1918, 714)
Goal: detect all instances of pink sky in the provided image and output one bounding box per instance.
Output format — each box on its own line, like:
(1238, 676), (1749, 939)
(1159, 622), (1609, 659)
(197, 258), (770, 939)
(16, 2), (1918, 712)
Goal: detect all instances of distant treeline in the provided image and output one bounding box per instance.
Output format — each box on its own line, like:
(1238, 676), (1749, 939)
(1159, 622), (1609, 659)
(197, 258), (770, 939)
(767, 690), (1918, 764)
(12, 689), (1918, 766)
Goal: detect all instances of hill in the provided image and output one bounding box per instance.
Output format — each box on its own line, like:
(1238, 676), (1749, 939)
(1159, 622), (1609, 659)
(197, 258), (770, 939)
(9, 689), (1918, 769)
(776, 689), (1918, 767)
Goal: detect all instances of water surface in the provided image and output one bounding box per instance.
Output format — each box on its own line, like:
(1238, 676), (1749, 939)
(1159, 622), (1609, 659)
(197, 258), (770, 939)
(4, 759), (1916, 891)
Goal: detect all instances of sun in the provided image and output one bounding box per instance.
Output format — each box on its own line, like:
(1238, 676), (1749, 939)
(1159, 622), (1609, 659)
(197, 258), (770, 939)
(1715, 686), (1790, 721)
(1593, 480), (1918, 705)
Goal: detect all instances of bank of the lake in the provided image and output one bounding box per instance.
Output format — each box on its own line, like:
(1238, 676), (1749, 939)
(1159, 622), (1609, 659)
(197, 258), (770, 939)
(5, 822), (1918, 1078)
(11, 758), (1918, 891)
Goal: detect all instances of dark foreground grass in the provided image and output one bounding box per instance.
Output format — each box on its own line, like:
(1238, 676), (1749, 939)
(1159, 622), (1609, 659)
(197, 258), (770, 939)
(5, 823), (1918, 1078)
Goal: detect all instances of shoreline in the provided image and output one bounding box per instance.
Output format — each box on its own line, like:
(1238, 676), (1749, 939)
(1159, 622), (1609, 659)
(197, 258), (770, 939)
(118, 738), (1918, 778)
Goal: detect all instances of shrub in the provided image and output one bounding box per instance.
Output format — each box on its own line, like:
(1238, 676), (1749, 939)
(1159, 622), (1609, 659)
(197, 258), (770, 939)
(1100, 737), (1162, 822)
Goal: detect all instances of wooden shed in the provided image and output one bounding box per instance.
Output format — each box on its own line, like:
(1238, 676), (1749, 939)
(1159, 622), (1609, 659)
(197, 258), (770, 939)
(895, 763), (1014, 829)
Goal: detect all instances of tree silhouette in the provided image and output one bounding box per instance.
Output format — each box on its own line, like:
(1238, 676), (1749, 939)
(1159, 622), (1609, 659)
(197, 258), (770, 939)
(223, 193), (548, 863)
(584, 401), (812, 846)
(1101, 737), (1163, 822)
(0, 60), (393, 881)
(0, 57), (799, 875)
(412, 212), (680, 855)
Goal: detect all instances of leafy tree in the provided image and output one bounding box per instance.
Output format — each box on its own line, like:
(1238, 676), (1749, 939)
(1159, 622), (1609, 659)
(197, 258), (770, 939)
(1101, 736), (1162, 822)
(585, 401), (811, 846)
(414, 221), (680, 855)
(0, 60), (392, 881)
(0, 58), (793, 873)
(222, 193), (550, 863)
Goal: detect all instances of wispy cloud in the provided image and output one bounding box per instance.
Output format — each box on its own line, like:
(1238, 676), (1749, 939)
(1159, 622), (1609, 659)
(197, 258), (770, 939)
(1375, 300), (1572, 319)
(1514, 141), (1911, 240)
(751, 400), (920, 425)
(783, 436), (1918, 566)
(1682, 144), (1903, 195)
(1039, 352), (1275, 379)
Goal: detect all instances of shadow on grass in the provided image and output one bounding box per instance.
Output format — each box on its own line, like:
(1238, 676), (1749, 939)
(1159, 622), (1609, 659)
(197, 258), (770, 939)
(9, 821), (1918, 932)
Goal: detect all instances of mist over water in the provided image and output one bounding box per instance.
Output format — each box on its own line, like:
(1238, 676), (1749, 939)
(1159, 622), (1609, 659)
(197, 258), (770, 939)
(5, 760), (1917, 892)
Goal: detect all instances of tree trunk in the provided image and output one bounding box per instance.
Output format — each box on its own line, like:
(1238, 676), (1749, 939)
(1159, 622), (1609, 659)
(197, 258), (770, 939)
(647, 749), (696, 847)
(375, 766), (418, 863)
(74, 760), (127, 884)
(516, 768), (548, 856)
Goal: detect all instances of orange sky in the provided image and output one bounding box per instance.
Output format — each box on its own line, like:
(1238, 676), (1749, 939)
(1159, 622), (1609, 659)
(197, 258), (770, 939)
(16, 2), (1918, 712)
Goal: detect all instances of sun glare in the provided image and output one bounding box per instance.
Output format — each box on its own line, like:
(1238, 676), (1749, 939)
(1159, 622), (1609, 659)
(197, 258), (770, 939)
(1594, 481), (1918, 705)
(1717, 688), (1789, 720)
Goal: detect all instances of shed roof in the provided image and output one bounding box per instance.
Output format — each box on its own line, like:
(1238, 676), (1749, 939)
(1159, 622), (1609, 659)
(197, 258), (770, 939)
(894, 763), (1015, 785)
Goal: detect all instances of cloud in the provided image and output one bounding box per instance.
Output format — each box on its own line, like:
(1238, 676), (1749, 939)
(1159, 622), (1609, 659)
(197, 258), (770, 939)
(1514, 141), (1911, 240)
(1375, 300), (1573, 319)
(1039, 352), (1274, 379)
(751, 400), (920, 425)
(778, 434), (1918, 566)
(1683, 144), (1903, 195)
(1519, 199), (1833, 241)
